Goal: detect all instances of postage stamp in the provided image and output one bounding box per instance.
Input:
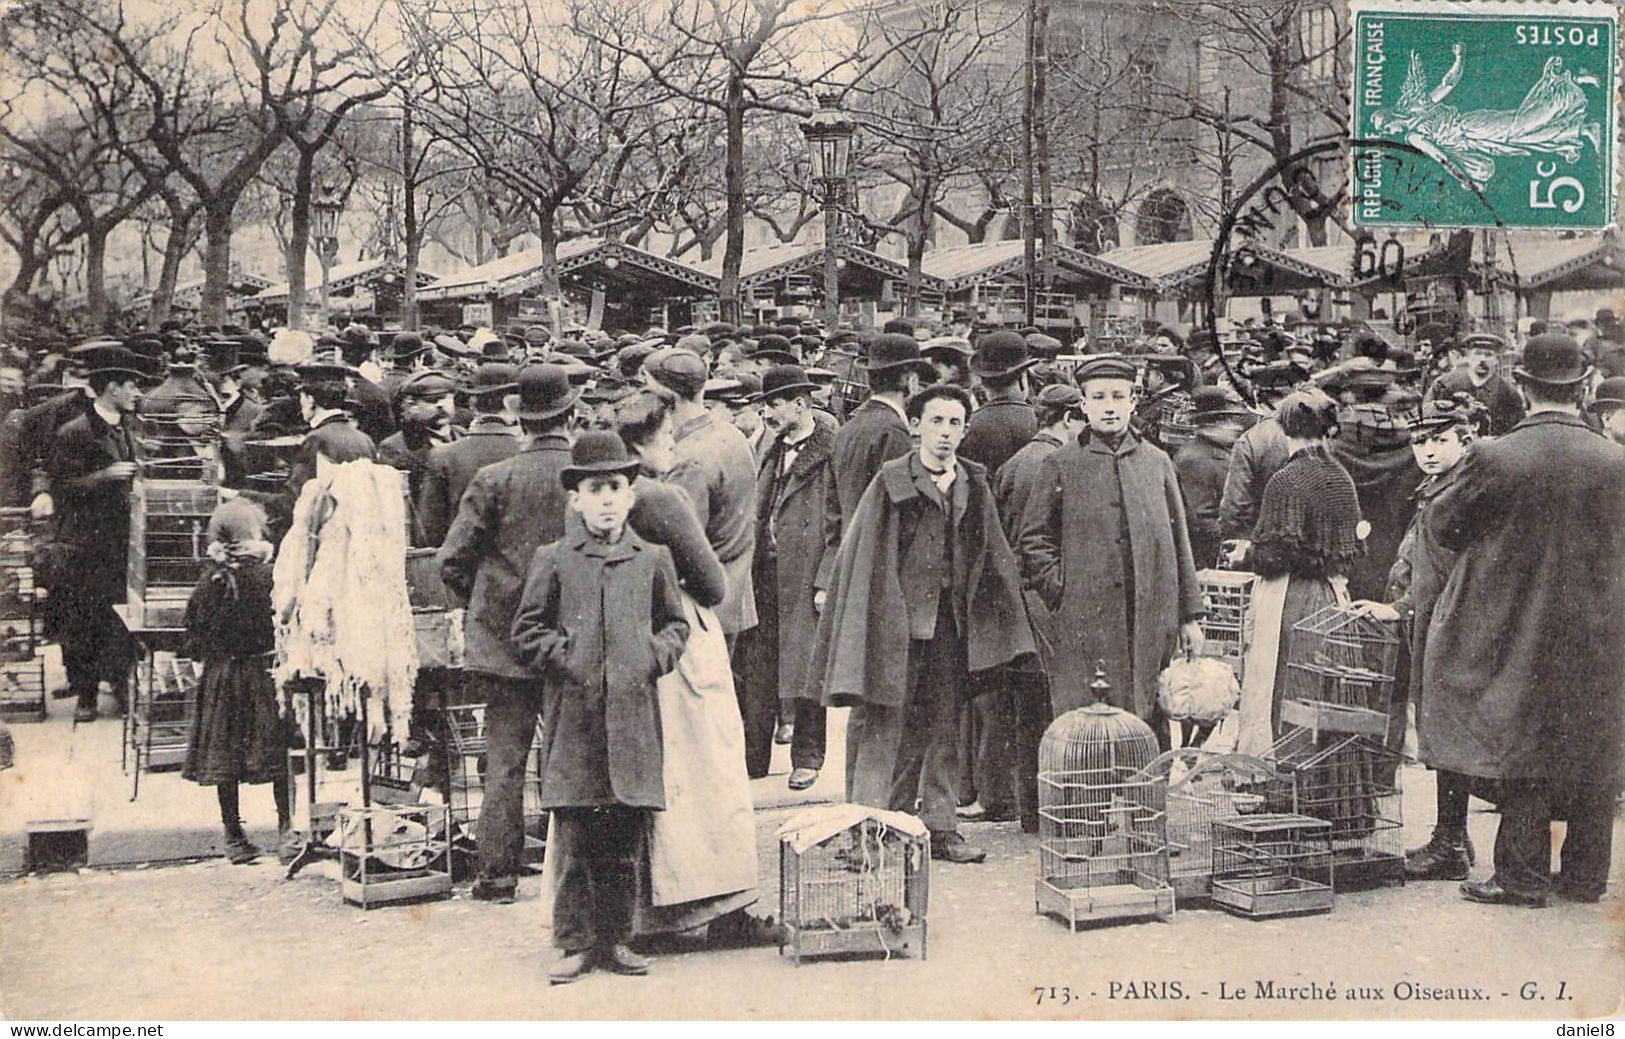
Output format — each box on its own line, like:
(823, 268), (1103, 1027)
(1350, 0), (1619, 230)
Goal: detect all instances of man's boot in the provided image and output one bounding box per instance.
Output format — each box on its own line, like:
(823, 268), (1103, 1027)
(1405, 829), (1471, 880)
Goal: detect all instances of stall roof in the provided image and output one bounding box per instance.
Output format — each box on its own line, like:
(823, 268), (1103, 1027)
(123, 272), (275, 313)
(1505, 233), (1625, 292)
(255, 258), (439, 303)
(698, 241), (931, 292)
(418, 238), (717, 301)
(1103, 240), (1216, 288)
(921, 240), (1155, 293)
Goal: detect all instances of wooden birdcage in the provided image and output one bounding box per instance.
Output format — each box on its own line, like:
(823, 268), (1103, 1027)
(127, 480), (219, 628)
(0, 509), (41, 653)
(129, 652), (202, 775)
(1210, 813), (1335, 918)
(1196, 569), (1255, 678)
(1264, 728), (1406, 886)
(338, 803), (453, 908)
(1036, 666), (1173, 928)
(0, 658), (46, 724)
(1133, 749), (1291, 902)
(777, 806), (929, 964)
(1279, 605), (1402, 740)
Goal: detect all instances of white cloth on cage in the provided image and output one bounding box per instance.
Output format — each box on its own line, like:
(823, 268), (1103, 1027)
(774, 803), (929, 855)
(273, 457), (418, 741)
(1235, 573), (1348, 757)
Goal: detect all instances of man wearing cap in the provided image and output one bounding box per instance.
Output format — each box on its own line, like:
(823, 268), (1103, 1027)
(417, 364), (520, 548)
(920, 336), (974, 391)
(287, 361), (377, 500)
(819, 334), (936, 613)
(643, 347), (759, 645)
(1423, 334), (1625, 908)
(739, 365), (834, 789)
(438, 364), (579, 903)
(1585, 376), (1625, 445)
(1017, 354), (1204, 743)
(1427, 333), (1525, 435)
(378, 369), (464, 542)
(377, 330), (429, 401)
(1174, 386), (1253, 572)
(45, 347), (153, 721)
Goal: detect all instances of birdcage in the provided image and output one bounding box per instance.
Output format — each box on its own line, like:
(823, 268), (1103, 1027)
(1133, 749), (1292, 902)
(0, 509), (40, 651)
(127, 480), (220, 628)
(1210, 813), (1335, 918)
(776, 805), (929, 964)
(1036, 667), (1173, 928)
(1155, 391), (1198, 451)
(1279, 605), (1402, 739)
(129, 652), (202, 775)
(1196, 569), (1255, 679)
(136, 365), (223, 484)
(821, 347), (868, 420)
(0, 658), (46, 724)
(337, 803), (454, 908)
(441, 704), (546, 862)
(1265, 728), (1405, 886)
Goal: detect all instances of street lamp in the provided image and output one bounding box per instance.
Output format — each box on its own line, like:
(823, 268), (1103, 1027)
(800, 91), (856, 329)
(312, 186), (343, 331)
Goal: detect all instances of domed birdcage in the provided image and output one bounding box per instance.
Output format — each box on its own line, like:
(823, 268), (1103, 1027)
(1036, 663), (1174, 929)
(138, 358), (223, 484)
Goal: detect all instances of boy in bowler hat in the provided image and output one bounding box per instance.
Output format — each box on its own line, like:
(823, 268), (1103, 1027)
(510, 431), (690, 983)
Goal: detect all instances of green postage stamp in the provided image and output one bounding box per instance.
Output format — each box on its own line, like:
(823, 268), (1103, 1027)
(1351, 0), (1619, 229)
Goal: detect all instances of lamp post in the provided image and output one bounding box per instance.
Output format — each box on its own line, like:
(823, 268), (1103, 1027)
(801, 92), (855, 329)
(311, 187), (343, 331)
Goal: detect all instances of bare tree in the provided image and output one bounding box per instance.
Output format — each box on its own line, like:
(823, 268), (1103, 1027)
(0, 150), (84, 314)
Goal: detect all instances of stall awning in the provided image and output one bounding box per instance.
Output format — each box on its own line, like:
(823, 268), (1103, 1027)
(417, 238), (717, 302)
(125, 272), (275, 313)
(921, 241), (1154, 294)
(1505, 233), (1625, 293)
(254, 258), (440, 304)
(699, 241), (936, 294)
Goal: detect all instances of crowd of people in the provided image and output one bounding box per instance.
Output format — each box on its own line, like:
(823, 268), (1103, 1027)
(2, 303), (1622, 984)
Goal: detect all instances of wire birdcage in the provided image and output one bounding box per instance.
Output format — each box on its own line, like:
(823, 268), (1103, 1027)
(1210, 813), (1335, 918)
(1196, 569), (1255, 680)
(1132, 749), (1292, 902)
(1279, 605), (1402, 739)
(1036, 666), (1173, 928)
(1265, 728), (1406, 886)
(0, 658), (46, 724)
(776, 807), (929, 964)
(1155, 390), (1198, 451)
(338, 803), (453, 909)
(127, 481), (219, 628)
(129, 652), (202, 776)
(440, 704), (546, 859)
(821, 347), (868, 420)
(136, 366), (223, 484)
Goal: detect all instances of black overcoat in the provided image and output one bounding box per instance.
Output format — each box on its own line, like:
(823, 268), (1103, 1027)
(819, 397), (912, 589)
(752, 422), (836, 704)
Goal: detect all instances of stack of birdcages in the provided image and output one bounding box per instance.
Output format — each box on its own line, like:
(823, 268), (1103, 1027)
(0, 509), (45, 723)
(1265, 605), (1406, 885)
(1036, 666), (1174, 929)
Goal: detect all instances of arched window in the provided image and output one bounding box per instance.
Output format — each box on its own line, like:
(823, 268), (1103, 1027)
(1071, 195), (1120, 254)
(1138, 188), (1192, 245)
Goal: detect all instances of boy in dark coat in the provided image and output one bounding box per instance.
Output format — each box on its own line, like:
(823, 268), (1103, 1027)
(810, 384), (1037, 865)
(510, 431), (690, 984)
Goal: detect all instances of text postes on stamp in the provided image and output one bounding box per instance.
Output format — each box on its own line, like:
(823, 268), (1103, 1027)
(1350, 0), (1619, 230)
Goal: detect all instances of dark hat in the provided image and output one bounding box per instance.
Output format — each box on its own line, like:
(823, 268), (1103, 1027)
(1457, 332), (1506, 354)
(1413, 322), (1455, 349)
(1188, 386), (1250, 422)
(480, 338), (511, 363)
(804, 366), (837, 385)
(468, 363), (518, 399)
(749, 334), (799, 364)
(970, 331), (1037, 379)
(616, 344), (657, 379)
(1386, 348), (1422, 377)
(1250, 359), (1311, 389)
(198, 338), (240, 373)
(753, 364), (819, 404)
(1407, 394), (1485, 434)
(1587, 376), (1625, 412)
(1187, 329), (1218, 353)
(86, 345), (156, 381)
(1074, 353), (1137, 384)
(1025, 332), (1063, 357)
(858, 333), (935, 378)
(522, 326), (551, 346)
(515, 363), (581, 421)
(1035, 383), (1083, 410)
(1152, 325), (1186, 349)
(295, 360), (356, 385)
(642, 347), (709, 397)
(561, 429), (641, 490)
(396, 369), (457, 401)
(1514, 333), (1591, 385)
(714, 371), (762, 403)
(703, 376), (745, 402)
(905, 382), (975, 421)
(700, 322), (736, 340)
(920, 336), (974, 360)
(343, 323), (376, 347)
(826, 329), (860, 350)
(674, 333), (713, 357)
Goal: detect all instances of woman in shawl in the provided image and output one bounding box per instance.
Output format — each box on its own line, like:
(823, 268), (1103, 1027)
(545, 389), (771, 946)
(1231, 390), (1365, 755)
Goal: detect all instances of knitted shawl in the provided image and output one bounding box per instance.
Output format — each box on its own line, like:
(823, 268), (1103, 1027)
(1250, 445), (1365, 579)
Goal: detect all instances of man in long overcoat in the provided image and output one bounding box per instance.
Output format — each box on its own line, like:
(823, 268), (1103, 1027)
(416, 364), (520, 547)
(1172, 387), (1251, 571)
(810, 384), (1036, 864)
(740, 365), (835, 787)
(1017, 356), (1204, 738)
(1423, 334), (1625, 907)
(437, 364), (577, 902)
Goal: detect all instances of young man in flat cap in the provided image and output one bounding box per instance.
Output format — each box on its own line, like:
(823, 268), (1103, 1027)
(417, 364), (520, 549)
(1422, 334), (1625, 908)
(812, 383), (1035, 863)
(438, 364), (579, 903)
(740, 365), (834, 789)
(1017, 355), (1204, 746)
(642, 347), (758, 647)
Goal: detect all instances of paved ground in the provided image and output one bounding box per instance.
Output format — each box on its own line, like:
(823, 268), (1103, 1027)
(2, 765), (1622, 1022)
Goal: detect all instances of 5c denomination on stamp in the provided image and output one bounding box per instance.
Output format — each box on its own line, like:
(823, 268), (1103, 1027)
(1350, 0), (1618, 229)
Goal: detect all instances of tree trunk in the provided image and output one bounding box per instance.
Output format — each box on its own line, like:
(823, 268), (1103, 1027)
(535, 212), (562, 332)
(906, 178), (932, 316)
(718, 78), (747, 325)
(1033, 0), (1054, 292)
(82, 223), (110, 331)
(200, 200), (235, 327)
(147, 204), (194, 329)
(2, 255), (48, 313)
(286, 150), (315, 330)
(401, 106), (420, 330)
